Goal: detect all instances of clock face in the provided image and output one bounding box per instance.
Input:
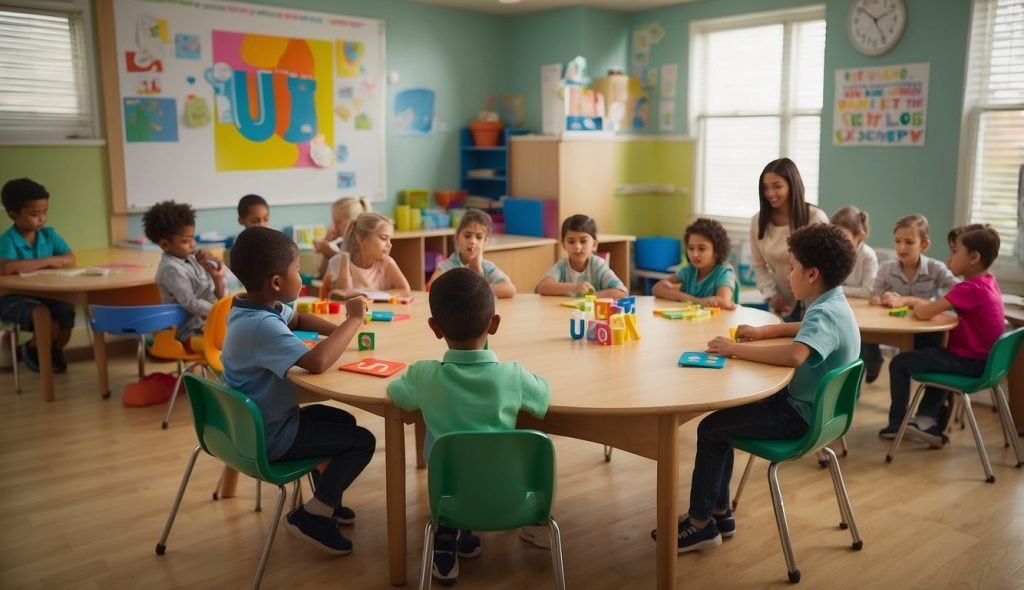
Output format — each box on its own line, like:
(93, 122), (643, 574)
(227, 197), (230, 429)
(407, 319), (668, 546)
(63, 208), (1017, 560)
(848, 0), (906, 56)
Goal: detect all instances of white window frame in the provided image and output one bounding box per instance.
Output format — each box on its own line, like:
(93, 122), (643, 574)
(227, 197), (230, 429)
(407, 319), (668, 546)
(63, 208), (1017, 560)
(688, 5), (826, 236)
(0, 0), (101, 145)
(954, 0), (1024, 289)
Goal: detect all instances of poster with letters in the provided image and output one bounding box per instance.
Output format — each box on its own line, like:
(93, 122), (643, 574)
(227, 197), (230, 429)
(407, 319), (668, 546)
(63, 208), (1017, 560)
(833, 63), (928, 147)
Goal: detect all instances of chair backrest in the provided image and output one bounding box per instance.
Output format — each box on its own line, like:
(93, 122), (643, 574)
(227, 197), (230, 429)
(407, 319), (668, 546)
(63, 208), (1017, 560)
(202, 296), (234, 371)
(89, 304), (187, 336)
(182, 373), (273, 481)
(787, 359), (865, 459)
(973, 326), (1024, 390)
(427, 430), (556, 532)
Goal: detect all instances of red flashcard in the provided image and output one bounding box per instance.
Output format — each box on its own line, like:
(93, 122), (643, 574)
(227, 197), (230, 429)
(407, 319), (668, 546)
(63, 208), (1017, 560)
(339, 358), (406, 378)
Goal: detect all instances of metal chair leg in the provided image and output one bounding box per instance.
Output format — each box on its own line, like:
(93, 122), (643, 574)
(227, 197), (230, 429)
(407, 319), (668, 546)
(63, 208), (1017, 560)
(767, 462), (800, 584)
(840, 435), (849, 457)
(961, 393), (996, 483)
(549, 517), (567, 590)
(823, 447), (849, 529)
(255, 480), (262, 512)
(887, 384), (926, 463)
(212, 469), (225, 500)
(603, 445), (613, 462)
(823, 446), (863, 550)
(136, 335), (146, 380)
(817, 449), (830, 469)
(162, 361), (199, 429)
(992, 385), (1024, 467)
(732, 452), (756, 511)
(420, 522), (435, 590)
(250, 484), (287, 590)
(155, 444), (202, 555)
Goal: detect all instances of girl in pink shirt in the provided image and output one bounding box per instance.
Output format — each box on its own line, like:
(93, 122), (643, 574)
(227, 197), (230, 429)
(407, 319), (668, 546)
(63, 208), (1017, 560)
(327, 213), (412, 299)
(884, 225), (1005, 447)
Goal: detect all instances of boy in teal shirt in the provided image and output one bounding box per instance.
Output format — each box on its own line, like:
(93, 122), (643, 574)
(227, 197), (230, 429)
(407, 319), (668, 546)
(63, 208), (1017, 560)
(388, 267), (550, 585)
(658, 224), (859, 552)
(0, 178), (76, 372)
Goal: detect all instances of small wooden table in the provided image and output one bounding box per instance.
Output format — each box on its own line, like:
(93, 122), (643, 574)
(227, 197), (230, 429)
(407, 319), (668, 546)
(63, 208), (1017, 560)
(847, 297), (958, 353)
(290, 294), (791, 588)
(0, 248), (161, 401)
(1004, 304), (1024, 434)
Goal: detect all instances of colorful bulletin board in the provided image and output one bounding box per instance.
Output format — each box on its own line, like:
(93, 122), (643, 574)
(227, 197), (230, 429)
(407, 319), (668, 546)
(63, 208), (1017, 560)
(833, 63), (929, 147)
(112, 0), (386, 210)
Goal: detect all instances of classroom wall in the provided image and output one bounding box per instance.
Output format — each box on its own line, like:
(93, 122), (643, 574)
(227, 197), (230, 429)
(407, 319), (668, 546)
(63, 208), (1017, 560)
(0, 0), (508, 245)
(630, 0), (971, 256)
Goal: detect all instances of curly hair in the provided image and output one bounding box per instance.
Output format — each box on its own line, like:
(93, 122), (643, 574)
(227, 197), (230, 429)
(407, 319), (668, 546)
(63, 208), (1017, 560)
(787, 224), (856, 290)
(948, 224), (1000, 269)
(684, 217), (731, 266)
(429, 267), (495, 343)
(142, 201), (196, 244)
(229, 226), (299, 293)
(2, 178), (49, 213)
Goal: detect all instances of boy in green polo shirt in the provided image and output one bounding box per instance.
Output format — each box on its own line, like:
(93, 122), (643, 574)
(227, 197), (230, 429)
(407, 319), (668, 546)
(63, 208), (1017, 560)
(387, 267), (551, 586)
(0, 178), (76, 373)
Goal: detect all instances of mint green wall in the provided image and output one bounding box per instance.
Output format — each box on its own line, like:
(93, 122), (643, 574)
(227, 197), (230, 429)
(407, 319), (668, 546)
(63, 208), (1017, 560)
(505, 7), (629, 133)
(632, 0), (971, 256)
(0, 146), (111, 249)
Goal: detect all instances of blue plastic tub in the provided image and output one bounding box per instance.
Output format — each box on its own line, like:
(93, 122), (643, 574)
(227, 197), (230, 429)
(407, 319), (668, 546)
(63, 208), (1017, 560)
(635, 237), (682, 271)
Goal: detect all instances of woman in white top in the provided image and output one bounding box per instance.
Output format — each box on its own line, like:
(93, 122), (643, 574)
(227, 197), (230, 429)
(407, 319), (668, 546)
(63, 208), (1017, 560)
(749, 158), (829, 320)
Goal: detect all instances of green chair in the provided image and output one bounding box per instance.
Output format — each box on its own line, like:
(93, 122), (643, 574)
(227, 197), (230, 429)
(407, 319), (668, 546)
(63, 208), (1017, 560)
(420, 430), (566, 590)
(155, 374), (327, 590)
(886, 327), (1024, 482)
(729, 359), (866, 584)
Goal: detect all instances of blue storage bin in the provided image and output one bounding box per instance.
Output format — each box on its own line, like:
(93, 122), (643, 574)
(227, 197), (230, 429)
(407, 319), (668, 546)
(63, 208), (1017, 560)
(635, 237), (682, 271)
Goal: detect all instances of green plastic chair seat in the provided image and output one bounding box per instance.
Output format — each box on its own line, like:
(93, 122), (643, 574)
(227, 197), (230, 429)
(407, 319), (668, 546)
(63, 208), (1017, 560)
(911, 372), (986, 394)
(428, 430), (555, 532)
(731, 437), (808, 464)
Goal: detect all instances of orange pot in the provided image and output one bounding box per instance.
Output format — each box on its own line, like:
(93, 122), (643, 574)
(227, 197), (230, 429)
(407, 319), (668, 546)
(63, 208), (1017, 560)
(469, 120), (503, 147)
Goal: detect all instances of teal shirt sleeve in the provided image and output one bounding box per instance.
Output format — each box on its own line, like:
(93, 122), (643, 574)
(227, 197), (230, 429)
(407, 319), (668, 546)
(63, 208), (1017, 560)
(517, 364), (551, 419)
(0, 231), (15, 260)
(46, 228), (71, 256)
(714, 265), (736, 291)
(591, 256), (625, 291)
(544, 259), (565, 282)
(387, 363), (421, 411)
(793, 309), (839, 369)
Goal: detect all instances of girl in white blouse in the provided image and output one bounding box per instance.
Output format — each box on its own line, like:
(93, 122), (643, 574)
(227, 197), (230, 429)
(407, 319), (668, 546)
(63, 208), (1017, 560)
(831, 205), (879, 299)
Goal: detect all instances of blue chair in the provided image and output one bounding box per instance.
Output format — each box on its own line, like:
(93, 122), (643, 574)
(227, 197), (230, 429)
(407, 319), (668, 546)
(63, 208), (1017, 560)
(89, 304), (191, 395)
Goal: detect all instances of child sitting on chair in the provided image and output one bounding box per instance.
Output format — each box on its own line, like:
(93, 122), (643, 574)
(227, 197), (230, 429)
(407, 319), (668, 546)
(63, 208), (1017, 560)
(326, 212), (411, 299)
(427, 209), (516, 298)
(535, 214), (628, 299)
(223, 226), (375, 555)
(883, 224), (1005, 447)
(387, 268), (550, 585)
(660, 223), (858, 552)
(237, 194), (270, 229)
(143, 201), (226, 350)
(652, 217), (736, 309)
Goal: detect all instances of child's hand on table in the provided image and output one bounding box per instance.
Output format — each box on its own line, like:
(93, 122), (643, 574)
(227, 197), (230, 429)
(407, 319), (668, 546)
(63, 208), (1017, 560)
(706, 336), (736, 357)
(343, 297), (367, 323)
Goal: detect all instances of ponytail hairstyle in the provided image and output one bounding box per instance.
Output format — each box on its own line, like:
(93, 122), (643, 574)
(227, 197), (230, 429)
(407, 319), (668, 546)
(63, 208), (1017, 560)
(341, 212), (392, 263)
(332, 196), (371, 225)
(830, 206), (870, 240)
(757, 158), (811, 240)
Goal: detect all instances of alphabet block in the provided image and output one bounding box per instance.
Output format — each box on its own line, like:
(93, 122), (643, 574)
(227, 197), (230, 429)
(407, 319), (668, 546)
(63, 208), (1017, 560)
(358, 332), (375, 351)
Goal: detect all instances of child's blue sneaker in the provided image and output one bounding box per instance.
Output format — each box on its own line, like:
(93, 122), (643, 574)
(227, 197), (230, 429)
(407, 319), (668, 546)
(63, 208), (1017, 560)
(432, 528), (459, 586)
(713, 509), (736, 538)
(333, 505), (356, 525)
(676, 517), (722, 553)
(457, 530), (482, 558)
(878, 424), (900, 439)
(284, 507), (353, 555)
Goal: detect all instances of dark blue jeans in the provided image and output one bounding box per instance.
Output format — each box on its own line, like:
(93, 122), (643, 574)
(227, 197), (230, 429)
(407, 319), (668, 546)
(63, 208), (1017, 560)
(887, 348), (987, 428)
(864, 332), (944, 377)
(687, 390), (808, 521)
(0, 295), (75, 331)
(278, 404), (376, 506)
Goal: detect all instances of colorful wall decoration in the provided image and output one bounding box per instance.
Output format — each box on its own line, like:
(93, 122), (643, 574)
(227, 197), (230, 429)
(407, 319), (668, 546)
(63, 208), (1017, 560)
(833, 63), (929, 147)
(113, 0), (386, 210)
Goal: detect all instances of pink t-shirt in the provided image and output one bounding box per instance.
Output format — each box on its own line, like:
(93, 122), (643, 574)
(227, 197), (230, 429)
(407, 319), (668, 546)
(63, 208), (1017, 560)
(944, 273), (1004, 360)
(349, 256), (397, 291)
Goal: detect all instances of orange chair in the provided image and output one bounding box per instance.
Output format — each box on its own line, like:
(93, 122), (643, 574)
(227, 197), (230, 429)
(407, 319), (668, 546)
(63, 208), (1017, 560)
(155, 296), (234, 429)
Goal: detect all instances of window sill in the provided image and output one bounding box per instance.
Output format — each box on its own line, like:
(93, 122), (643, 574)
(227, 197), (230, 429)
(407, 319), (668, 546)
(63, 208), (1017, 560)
(0, 138), (106, 147)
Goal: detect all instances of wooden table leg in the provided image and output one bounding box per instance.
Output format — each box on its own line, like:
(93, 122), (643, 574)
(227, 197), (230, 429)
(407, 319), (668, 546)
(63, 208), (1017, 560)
(219, 467), (239, 499)
(385, 415), (408, 586)
(656, 413), (680, 590)
(94, 330), (110, 398)
(31, 306), (54, 402)
(414, 416), (426, 469)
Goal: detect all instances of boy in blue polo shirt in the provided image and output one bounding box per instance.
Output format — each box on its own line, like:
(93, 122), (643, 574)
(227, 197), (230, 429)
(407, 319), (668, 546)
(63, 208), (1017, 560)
(388, 267), (551, 585)
(222, 227), (376, 556)
(657, 223), (859, 552)
(0, 178), (76, 372)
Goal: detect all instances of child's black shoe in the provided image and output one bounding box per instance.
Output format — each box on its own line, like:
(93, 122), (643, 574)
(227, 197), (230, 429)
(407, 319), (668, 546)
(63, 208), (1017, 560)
(284, 507), (353, 555)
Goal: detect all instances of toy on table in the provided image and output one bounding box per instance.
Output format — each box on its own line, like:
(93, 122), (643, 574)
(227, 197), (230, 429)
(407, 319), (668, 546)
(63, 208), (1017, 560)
(568, 296), (640, 346)
(653, 303), (720, 320)
(677, 352), (726, 369)
(729, 327), (737, 342)
(888, 306), (910, 317)
(292, 329), (320, 348)
(358, 332), (375, 351)
(339, 358), (406, 378)
(296, 300), (342, 315)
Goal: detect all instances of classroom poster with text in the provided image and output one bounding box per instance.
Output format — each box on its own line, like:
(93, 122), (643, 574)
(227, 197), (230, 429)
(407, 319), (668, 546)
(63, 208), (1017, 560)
(833, 63), (929, 147)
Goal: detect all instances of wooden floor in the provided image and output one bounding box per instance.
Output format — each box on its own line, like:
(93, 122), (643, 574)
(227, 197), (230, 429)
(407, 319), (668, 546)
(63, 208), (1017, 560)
(1, 352), (1023, 590)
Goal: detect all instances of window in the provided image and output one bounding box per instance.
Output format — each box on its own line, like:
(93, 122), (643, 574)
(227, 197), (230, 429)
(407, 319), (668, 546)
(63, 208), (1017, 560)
(0, 1), (96, 141)
(958, 0), (1024, 266)
(689, 7), (826, 220)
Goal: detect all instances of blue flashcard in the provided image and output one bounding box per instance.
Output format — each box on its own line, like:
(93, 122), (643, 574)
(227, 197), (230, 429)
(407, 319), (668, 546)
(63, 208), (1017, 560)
(677, 352), (726, 369)
(293, 330), (319, 341)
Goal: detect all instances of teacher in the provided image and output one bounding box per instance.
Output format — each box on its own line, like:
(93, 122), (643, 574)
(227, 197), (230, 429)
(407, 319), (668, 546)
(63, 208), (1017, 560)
(749, 158), (829, 321)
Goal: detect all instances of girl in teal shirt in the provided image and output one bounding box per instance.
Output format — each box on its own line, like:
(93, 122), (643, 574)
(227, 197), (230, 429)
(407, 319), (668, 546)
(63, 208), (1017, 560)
(653, 218), (736, 309)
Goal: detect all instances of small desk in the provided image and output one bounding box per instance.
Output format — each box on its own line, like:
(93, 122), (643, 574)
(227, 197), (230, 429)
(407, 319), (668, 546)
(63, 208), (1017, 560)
(847, 297), (958, 353)
(290, 294), (791, 588)
(0, 248), (161, 401)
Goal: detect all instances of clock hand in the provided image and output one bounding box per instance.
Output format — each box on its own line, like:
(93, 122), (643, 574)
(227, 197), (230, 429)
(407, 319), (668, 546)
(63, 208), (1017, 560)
(857, 6), (879, 22)
(876, 9), (896, 22)
(873, 19), (888, 44)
